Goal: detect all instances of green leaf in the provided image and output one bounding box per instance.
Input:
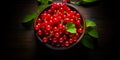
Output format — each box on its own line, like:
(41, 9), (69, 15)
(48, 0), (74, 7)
(22, 12), (36, 23)
(81, 35), (94, 49)
(86, 19), (96, 27)
(66, 22), (77, 33)
(37, 4), (48, 13)
(82, 0), (96, 3)
(88, 28), (99, 38)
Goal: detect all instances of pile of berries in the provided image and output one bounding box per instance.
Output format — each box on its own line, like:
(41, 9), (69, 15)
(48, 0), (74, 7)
(34, 2), (83, 47)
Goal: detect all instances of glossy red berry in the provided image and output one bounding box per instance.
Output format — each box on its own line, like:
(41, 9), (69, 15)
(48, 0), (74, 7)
(55, 32), (60, 38)
(53, 37), (57, 43)
(53, 27), (58, 32)
(76, 20), (80, 26)
(59, 37), (64, 43)
(34, 25), (39, 30)
(37, 18), (41, 23)
(77, 28), (83, 33)
(69, 11), (74, 15)
(43, 37), (48, 43)
(52, 2), (57, 8)
(37, 29), (42, 35)
(59, 7), (64, 12)
(49, 20), (53, 25)
(76, 13), (80, 18)
(75, 33), (80, 38)
(64, 41), (69, 46)
(44, 21), (48, 26)
(46, 25), (51, 31)
(73, 37), (77, 42)
(53, 17), (58, 24)
(69, 38), (73, 44)
(58, 24), (63, 29)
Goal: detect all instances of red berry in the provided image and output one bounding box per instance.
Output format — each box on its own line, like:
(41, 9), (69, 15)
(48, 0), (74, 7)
(53, 14), (57, 18)
(42, 37), (47, 43)
(62, 3), (67, 9)
(40, 23), (45, 30)
(71, 15), (76, 19)
(49, 37), (52, 41)
(77, 28), (83, 33)
(58, 12), (63, 17)
(62, 25), (66, 30)
(63, 15), (67, 18)
(69, 11), (74, 15)
(58, 16), (62, 21)
(65, 41), (69, 44)
(67, 14), (71, 18)
(69, 38), (73, 44)
(52, 2), (57, 8)
(66, 7), (71, 12)
(37, 18), (41, 23)
(53, 37), (57, 43)
(73, 11), (76, 14)
(42, 13), (47, 19)
(73, 37), (77, 42)
(59, 37), (64, 43)
(64, 41), (69, 46)
(44, 30), (50, 35)
(58, 24), (63, 29)
(49, 20), (53, 25)
(37, 23), (41, 27)
(50, 16), (53, 20)
(70, 19), (74, 22)
(63, 35), (67, 40)
(75, 33), (80, 38)
(65, 18), (70, 23)
(76, 20), (80, 26)
(59, 30), (63, 34)
(37, 29), (42, 35)
(76, 13), (80, 18)
(56, 3), (60, 8)
(48, 9), (52, 13)
(53, 10), (57, 14)
(59, 7), (64, 12)
(53, 27), (58, 32)
(69, 33), (73, 37)
(53, 17), (58, 24)
(34, 25), (39, 30)
(55, 32), (60, 38)
(46, 25), (51, 31)
(50, 6), (54, 11)
(46, 14), (51, 21)
(44, 21), (48, 26)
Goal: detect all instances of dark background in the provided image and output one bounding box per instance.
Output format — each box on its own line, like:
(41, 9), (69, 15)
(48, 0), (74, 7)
(2, 0), (119, 60)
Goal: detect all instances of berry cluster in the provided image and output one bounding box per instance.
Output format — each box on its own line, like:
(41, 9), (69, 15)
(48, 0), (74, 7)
(34, 2), (83, 47)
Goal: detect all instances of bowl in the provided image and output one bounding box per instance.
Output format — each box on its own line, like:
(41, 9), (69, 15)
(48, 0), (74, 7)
(34, 3), (86, 50)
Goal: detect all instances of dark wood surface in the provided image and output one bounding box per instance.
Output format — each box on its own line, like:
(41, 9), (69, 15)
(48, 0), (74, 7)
(2, 0), (118, 60)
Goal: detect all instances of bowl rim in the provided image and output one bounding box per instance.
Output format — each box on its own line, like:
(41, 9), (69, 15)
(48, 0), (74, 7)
(34, 3), (86, 50)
